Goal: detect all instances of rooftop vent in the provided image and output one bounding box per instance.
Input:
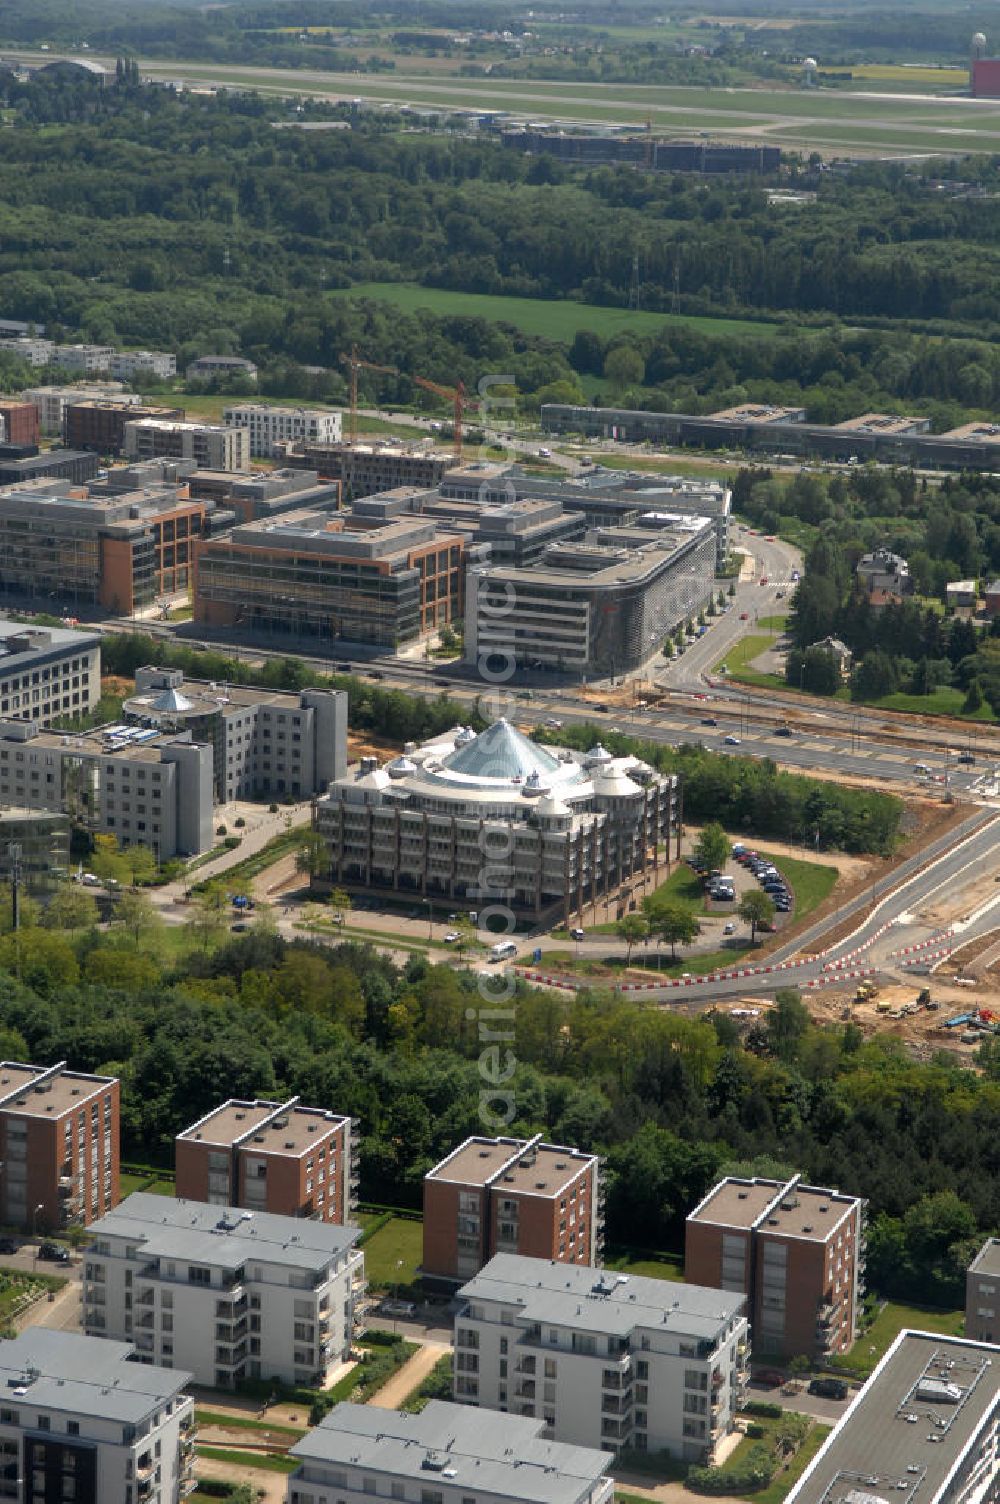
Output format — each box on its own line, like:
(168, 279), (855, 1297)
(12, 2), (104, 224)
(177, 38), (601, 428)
(738, 1191), (749, 1200)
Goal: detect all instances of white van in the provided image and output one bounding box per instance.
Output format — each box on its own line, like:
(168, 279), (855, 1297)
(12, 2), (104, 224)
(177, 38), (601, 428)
(490, 940), (518, 962)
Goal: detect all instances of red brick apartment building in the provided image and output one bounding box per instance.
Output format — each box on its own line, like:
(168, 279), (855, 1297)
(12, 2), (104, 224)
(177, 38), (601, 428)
(0, 401), (40, 448)
(175, 1096), (359, 1224)
(65, 401), (185, 454)
(0, 1060), (119, 1234)
(422, 1132), (603, 1286)
(685, 1174), (865, 1362)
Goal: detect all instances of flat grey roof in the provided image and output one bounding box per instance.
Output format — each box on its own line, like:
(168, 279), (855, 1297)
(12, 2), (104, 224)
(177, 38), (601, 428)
(969, 1238), (1000, 1278)
(290, 1400), (611, 1504)
(460, 1254), (744, 1340)
(785, 1332), (1000, 1504)
(688, 1177), (859, 1242)
(179, 1097), (347, 1155)
(0, 1329), (189, 1424)
(428, 1136), (594, 1196)
(87, 1192), (360, 1272)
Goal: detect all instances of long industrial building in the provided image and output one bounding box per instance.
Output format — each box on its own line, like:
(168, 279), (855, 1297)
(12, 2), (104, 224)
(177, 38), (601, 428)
(501, 130), (781, 174)
(542, 402), (1000, 470)
(314, 719), (677, 921)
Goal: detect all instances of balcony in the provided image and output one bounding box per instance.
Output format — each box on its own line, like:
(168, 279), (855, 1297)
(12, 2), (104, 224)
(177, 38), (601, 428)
(515, 1381), (536, 1399)
(516, 1358), (536, 1376)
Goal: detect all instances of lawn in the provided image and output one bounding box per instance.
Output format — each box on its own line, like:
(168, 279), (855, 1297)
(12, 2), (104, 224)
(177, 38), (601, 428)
(543, 944), (756, 977)
(196, 1447), (297, 1474)
(830, 1300), (964, 1378)
(331, 282), (779, 345)
(750, 850), (839, 921)
(872, 686), (996, 722)
(754, 1425), (832, 1504)
(196, 1410), (306, 1440)
(361, 1215), (424, 1293)
(605, 1249), (684, 1282)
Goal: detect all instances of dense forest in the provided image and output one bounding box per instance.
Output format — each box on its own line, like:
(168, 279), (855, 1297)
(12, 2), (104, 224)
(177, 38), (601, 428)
(0, 915), (988, 1308)
(3, 74), (1000, 423)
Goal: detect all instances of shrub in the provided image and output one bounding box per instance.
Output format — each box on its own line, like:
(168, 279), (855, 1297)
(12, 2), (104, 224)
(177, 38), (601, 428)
(687, 1445), (774, 1495)
(746, 1423), (766, 1439)
(234, 817), (246, 828)
(216, 824), (227, 836)
(744, 1401), (783, 1419)
(269, 802), (279, 813)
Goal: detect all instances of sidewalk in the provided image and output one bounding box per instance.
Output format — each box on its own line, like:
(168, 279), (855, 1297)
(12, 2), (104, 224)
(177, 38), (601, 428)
(368, 1341), (450, 1409)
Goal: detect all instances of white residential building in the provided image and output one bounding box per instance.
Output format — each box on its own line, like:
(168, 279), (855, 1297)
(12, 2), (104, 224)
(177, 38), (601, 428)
(785, 1330), (1000, 1504)
(83, 1192), (365, 1390)
(124, 418), (250, 471)
(0, 337), (55, 367)
(49, 344), (116, 374)
(0, 1328), (195, 1504)
(287, 1400), (614, 1504)
(454, 1254), (749, 1461)
(110, 350), (177, 381)
(223, 403), (343, 458)
(23, 382), (136, 434)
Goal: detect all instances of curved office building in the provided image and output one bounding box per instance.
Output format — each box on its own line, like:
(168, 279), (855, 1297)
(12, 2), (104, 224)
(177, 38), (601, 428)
(314, 718), (677, 921)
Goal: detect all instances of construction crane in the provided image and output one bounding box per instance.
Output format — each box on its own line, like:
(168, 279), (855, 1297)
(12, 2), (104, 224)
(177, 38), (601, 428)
(339, 346), (398, 444)
(413, 376), (477, 461)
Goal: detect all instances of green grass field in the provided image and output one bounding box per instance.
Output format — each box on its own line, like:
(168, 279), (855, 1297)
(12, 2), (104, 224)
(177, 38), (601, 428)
(134, 56), (1000, 156)
(361, 1215), (424, 1292)
(331, 282), (779, 343)
(605, 1249), (684, 1282)
(830, 1301), (964, 1377)
(750, 849), (839, 921)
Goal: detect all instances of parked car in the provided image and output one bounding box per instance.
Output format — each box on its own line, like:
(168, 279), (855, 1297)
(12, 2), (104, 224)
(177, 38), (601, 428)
(723, 922), (737, 935)
(755, 1369), (786, 1388)
(724, 734), (741, 745)
(958, 752), (976, 765)
(808, 1377), (849, 1400)
(443, 931), (460, 944)
(0, 1239), (16, 1255)
(39, 1243), (70, 1264)
(701, 717), (718, 726)
(774, 725), (793, 737)
(570, 928), (586, 942)
(380, 1299), (417, 1319)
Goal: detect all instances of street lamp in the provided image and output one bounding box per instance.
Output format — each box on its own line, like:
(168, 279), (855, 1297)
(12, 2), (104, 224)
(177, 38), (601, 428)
(31, 1203), (43, 1267)
(423, 896), (432, 941)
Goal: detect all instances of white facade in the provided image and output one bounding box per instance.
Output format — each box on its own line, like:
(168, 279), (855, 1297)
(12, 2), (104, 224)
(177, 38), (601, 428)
(0, 1328), (194, 1504)
(124, 418), (250, 471)
(288, 1401), (614, 1504)
(23, 383), (135, 434)
(224, 404), (343, 458)
(111, 350), (177, 380)
(0, 620), (100, 727)
(84, 1192), (365, 1390)
(49, 344), (116, 374)
(455, 1255), (748, 1462)
(0, 337), (54, 367)
(315, 719), (676, 921)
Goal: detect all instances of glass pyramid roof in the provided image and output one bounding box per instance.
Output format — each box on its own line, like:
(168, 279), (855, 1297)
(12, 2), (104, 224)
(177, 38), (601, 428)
(441, 719), (562, 782)
(149, 687), (194, 712)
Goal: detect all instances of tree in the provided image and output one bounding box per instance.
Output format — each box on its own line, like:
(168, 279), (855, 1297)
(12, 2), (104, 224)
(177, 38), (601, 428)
(0, 885), (40, 935)
(123, 843), (157, 887)
(738, 889), (775, 942)
(295, 829), (328, 880)
(328, 887), (352, 923)
(646, 899), (701, 960)
(188, 883), (229, 951)
(766, 989), (811, 1063)
(603, 345), (645, 394)
(113, 890), (161, 950)
(963, 678), (984, 714)
(452, 913), (482, 963)
(694, 822), (729, 875)
(42, 886), (98, 931)
(615, 914), (649, 966)
(89, 834), (132, 887)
